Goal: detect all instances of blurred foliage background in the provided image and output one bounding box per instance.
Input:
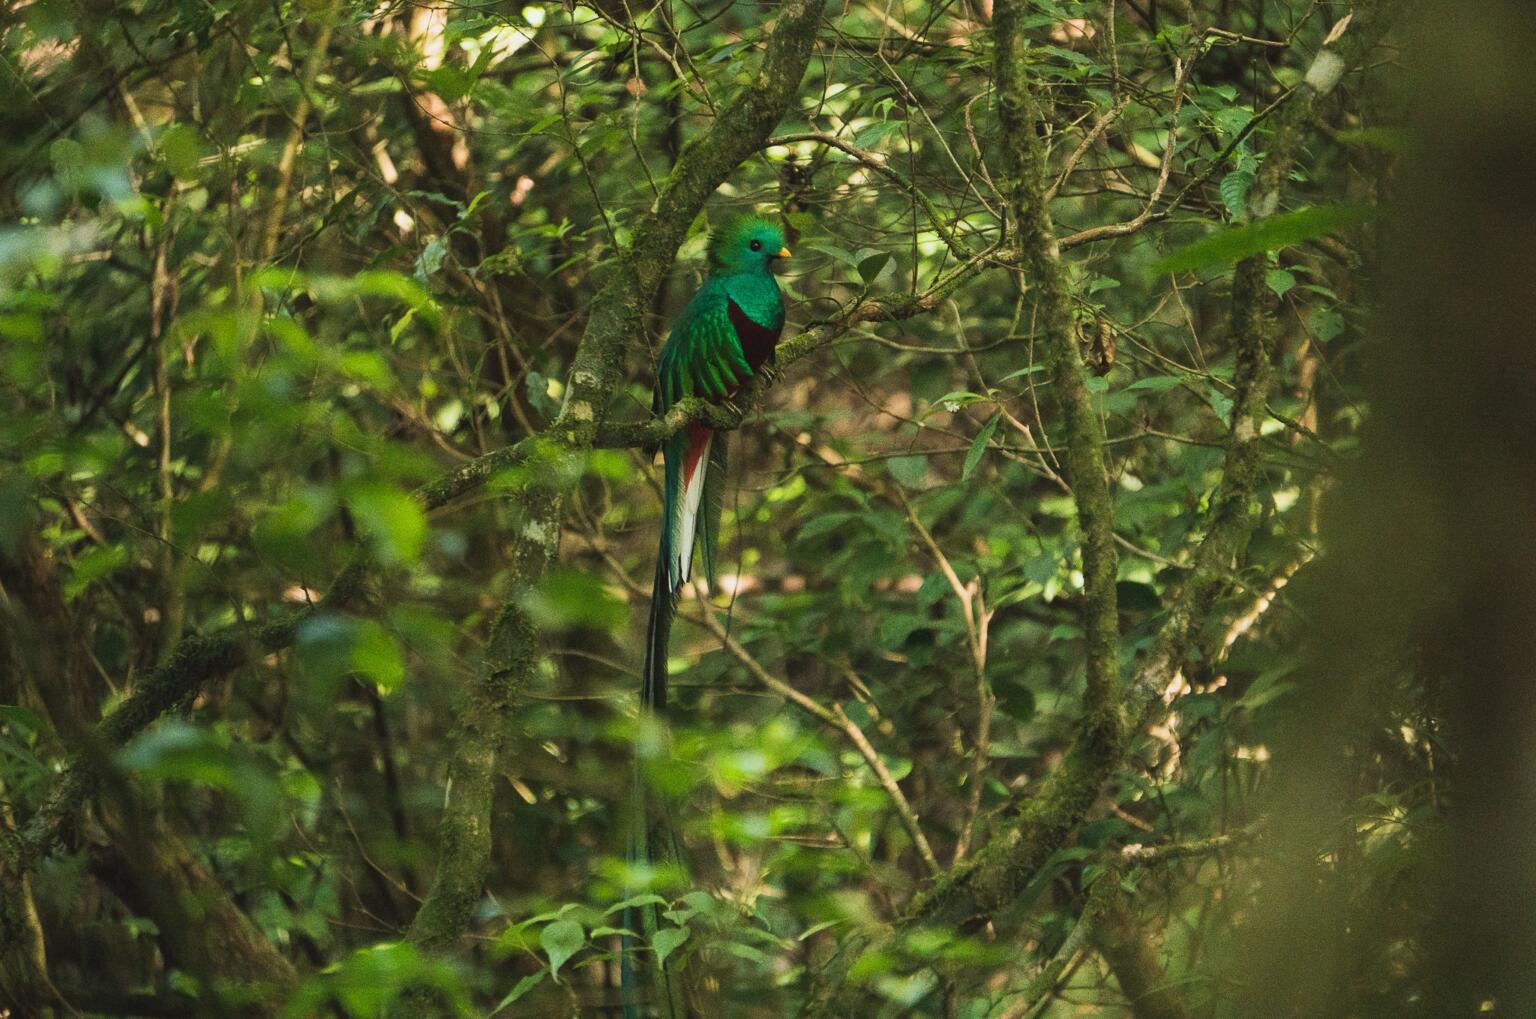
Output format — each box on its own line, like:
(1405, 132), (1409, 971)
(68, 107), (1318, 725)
(3, 0), (1520, 1016)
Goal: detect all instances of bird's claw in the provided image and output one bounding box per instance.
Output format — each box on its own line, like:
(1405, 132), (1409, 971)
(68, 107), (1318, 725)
(718, 398), (745, 425)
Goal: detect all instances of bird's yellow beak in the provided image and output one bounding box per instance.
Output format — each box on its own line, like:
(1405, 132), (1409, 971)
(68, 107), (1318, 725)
(777, 246), (792, 259)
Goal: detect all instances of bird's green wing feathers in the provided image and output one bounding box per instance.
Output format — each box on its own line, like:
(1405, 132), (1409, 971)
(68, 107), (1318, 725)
(655, 283), (753, 411)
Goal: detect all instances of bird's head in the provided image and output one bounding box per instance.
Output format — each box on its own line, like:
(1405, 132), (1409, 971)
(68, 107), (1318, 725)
(706, 214), (792, 275)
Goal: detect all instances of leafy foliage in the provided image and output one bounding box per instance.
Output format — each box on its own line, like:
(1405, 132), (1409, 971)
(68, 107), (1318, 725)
(0, 1), (1455, 1017)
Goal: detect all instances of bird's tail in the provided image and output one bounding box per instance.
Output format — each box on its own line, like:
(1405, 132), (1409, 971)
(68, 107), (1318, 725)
(641, 553), (676, 712)
(644, 423), (728, 708)
(622, 764), (684, 1019)
(625, 569), (686, 1018)
(624, 425), (728, 1018)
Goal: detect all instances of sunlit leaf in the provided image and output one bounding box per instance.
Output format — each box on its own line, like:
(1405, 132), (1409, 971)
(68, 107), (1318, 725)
(347, 484), (426, 565)
(1152, 205), (1375, 275)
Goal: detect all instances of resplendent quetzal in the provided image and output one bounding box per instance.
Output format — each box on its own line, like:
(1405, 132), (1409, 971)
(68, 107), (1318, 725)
(642, 214), (790, 710)
(623, 214), (789, 1019)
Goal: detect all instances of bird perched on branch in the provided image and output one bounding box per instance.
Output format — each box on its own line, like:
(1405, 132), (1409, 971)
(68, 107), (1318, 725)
(643, 214), (790, 711)
(624, 214), (790, 1018)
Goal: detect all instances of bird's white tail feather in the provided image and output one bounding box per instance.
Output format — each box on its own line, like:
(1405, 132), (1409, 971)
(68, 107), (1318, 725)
(673, 431), (712, 589)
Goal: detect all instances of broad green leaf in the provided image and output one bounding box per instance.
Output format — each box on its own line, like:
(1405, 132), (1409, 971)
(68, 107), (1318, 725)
(1337, 126), (1408, 152)
(1152, 205), (1375, 275)
(521, 568), (626, 633)
(928, 390), (986, 414)
(347, 484), (426, 565)
(350, 620), (406, 692)
(809, 242), (860, 266)
(1213, 106), (1253, 137)
(1265, 268), (1296, 297)
(796, 512), (859, 541)
(798, 919), (843, 941)
(296, 616), (404, 694)
(874, 971), (938, 1008)
(652, 926), (689, 967)
(541, 919), (585, 982)
(118, 722), (236, 788)
(414, 236), (449, 281)
(857, 251), (892, 285)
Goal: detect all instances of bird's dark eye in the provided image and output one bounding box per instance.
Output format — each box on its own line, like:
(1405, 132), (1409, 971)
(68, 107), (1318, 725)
(749, 240), (762, 252)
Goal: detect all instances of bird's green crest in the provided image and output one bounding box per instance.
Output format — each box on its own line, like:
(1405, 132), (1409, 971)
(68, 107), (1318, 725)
(706, 214), (789, 275)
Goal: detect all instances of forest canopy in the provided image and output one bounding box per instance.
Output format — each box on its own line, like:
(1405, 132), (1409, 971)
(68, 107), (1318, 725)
(3, 0), (1533, 1017)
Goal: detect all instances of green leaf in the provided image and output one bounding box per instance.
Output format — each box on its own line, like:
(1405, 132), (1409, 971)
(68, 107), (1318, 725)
(296, 616), (405, 694)
(522, 568), (626, 633)
(1152, 205), (1375, 276)
(347, 484), (426, 566)
(856, 251), (892, 285)
(795, 513), (859, 542)
(996, 363), (1048, 384)
(1213, 106), (1253, 137)
(350, 620), (406, 692)
(491, 969), (547, 1014)
(64, 543), (129, 601)
(1309, 307), (1345, 343)
(604, 893), (669, 916)
(1337, 126), (1408, 153)
(652, 926), (689, 968)
(1126, 375), (1186, 393)
(0, 705), (45, 738)
(874, 971), (938, 1008)
(541, 919), (585, 982)
(809, 242), (860, 266)
(798, 919), (843, 941)
(1265, 268), (1296, 297)
(927, 390), (987, 414)
(886, 455), (928, 489)
(118, 722), (236, 789)
(1219, 170), (1254, 220)
(1238, 664), (1300, 711)
(962, 413), (1000, 481)
(414, 236), (449, 281)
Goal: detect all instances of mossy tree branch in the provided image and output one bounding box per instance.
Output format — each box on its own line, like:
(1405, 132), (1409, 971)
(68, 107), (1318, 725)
(897, 0), (1129, 936)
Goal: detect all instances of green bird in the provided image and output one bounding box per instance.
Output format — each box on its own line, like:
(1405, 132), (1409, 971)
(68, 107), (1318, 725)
(624, 214), (790, 1018)
(643, 214), (791, 710)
